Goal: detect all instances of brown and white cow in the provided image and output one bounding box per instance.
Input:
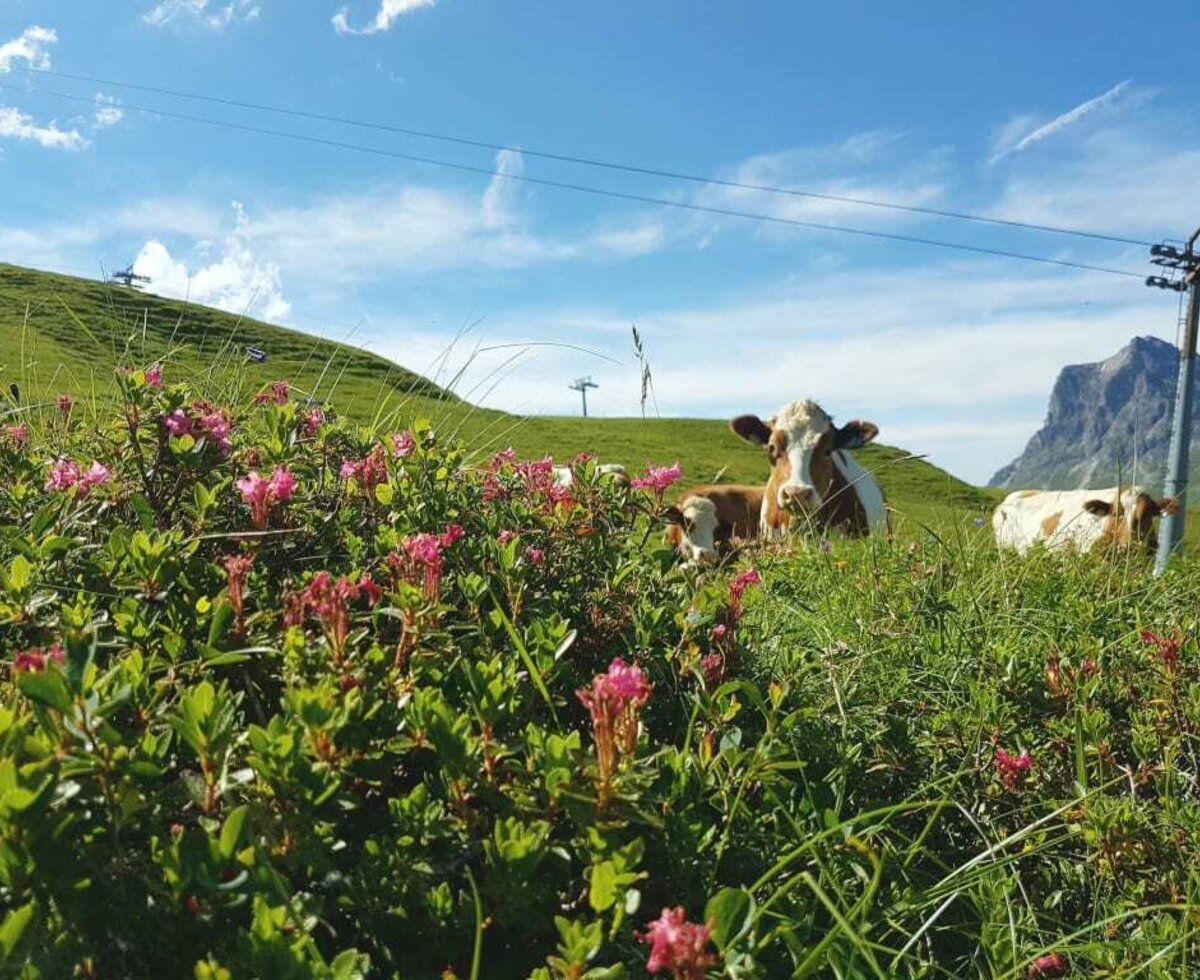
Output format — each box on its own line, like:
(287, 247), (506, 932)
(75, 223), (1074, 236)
(663, 484), (765, 564)
(992, 486), (1178, 555)
(730, 399), (889, 538)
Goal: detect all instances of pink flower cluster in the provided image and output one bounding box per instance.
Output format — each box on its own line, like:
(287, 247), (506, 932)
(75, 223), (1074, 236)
(283, 570), (381, 664)
(576, 657), (652, 807)
(524, 546), (545, 566)
(2, 422), (30, 448)
(13, 643), (65, 674)
(236, 465), (296, 528)
(1027, 952), (1068, 978)
(255, 380), (290, 406)
(340, 444), (389, 495)
(56, 394), (74, 423)
(631, 462), (683, 500)
(45, 459), (111, 497)
(641, 907), (716, 979)
(728, 567), (762, 618)
(386, 524), (463, 601)
(481, 450), (571, 512)
(391, 429), (415, 457)
(161, 403), (234, 453)
(300, 406), (325, 439)
(995, 747), (1033, 790)
(146, 364), (164, 389)
(223, 553), (256, 633)
(1140, 629), (1181, 673)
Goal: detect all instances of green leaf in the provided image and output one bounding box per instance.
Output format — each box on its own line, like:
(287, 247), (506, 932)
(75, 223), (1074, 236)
(130, 495), (155, 532)
(6, 554), (32, 592)
(219, 805), (250, 860)
(588, 860), (618, 913)
(0, 902), (34, 960)
(16, 670), (73, 714)
(208, 598), (235, 647)
(704, 887), (753, 951)
(374, 482), (394, 506)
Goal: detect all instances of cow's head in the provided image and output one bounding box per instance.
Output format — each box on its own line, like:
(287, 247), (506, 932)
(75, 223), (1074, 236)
(1083, 489), (1178, 550)
(663, 496), (721, 564)
(730, 399), (878, 529)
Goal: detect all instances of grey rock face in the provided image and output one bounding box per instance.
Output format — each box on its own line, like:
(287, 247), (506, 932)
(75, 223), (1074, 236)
(989, 336), (1185, 489)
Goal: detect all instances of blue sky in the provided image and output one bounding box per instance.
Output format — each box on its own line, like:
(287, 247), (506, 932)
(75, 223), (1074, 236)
(3, 1), (1200, 482)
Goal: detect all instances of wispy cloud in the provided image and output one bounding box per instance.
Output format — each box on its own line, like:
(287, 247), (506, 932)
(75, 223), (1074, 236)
(0, 25), (57, 72)
(991, 80), (1131, 161)
(333, 0), (435, 36)
(481, 149), (524, 230)
(0, 106), (86, 150)
(142, 0), (261, 30)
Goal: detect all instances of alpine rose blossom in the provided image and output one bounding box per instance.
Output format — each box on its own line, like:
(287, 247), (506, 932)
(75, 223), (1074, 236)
(3, 422), (30, 448)
(995, 747), (1033, 789)
(631, 462), (683, 505)
(642, 907), (716, 979)
(145, 364), (164, 389)
(729, 567), (762, 617)
(524, 546), (545, 566)
(1140, 629), (1182, 673)
(13, 643), (65, 674)
(45, 458), (81, 491)
(236, 465), (297, 528)
(1027, 952), (1068, 978)
(576, 658), (652, 806)
(391, 429), (416, 457)
(163, 409), (194, 438)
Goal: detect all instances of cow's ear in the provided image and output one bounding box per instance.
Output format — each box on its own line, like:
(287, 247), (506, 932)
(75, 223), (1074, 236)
(731, 414), (772, 446)
(1083, 499), (1112, 516)
(1158, 496), (1180, 516)
(835, 420), (879, 449)
(662, 505), (686, 526)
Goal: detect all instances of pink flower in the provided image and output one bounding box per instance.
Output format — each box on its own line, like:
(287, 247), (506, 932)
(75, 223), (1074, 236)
(700, 653), (725, 685)
(163, 409), (194, 438)
(145, 364), (164, 389)
(13, 643), (65, 674)
(80, 461), (110, 494)
(198, 409), (233, 454)
(236, 466), (296, 528)
(729, 567), (762, 617)
(995, 747), (1034, 790)
(488, 447), (517, 471)
(524, 546), (545, 566)
(3, 422), (30, 448)
(223, 553), (255, 633)
(339, 459), (358, 481)
(631, 462), (683, 503)
(340, 445), (388, 495)
(358, 574), (382, 607)
(641, 907), (716, 979)
(1027, 952), (1068, 978)
(439, 523), (464, 548)
(267, 465), (296, 502)
(1141, 629), (1182, 673)
(391, 429), (416, 457)
(45, 458), (82, 492)
(496, 529), (518, 546)
(711, 624), (728, 642)
(283, 571), (373, 664)
(577, 658), (652, 807)
(387, 528), (453, 601)
(55, 394), (74, 423)
(301, 407), (324, 438)
(254, 380), (290, 406)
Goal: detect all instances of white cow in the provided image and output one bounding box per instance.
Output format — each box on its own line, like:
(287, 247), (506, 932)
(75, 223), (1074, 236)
(992, 486), (1178, 555)
(552, 463), (629, 488)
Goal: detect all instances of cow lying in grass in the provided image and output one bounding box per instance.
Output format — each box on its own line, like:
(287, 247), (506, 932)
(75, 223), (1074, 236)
(730, 398), (889, 539)
(992, 486), (1178, 554)
(663, 485), (765, 564)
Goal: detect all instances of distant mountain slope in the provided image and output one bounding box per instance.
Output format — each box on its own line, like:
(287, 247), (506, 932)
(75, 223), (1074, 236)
(990, 335), (1184, 489)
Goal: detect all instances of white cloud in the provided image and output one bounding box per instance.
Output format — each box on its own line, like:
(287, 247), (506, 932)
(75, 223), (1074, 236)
(333, 0), (435, 36)
(0, 25), (57, 72)
(132, 203), (291, 321)
(0, 106), (86, 150)
(481, 149), (524, 230)
(991, 80), (1132, 161)
(142, 0), (261, 30)
(92, 93), (123, 130)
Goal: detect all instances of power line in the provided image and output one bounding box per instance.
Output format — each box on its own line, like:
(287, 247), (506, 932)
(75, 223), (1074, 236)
(0, 81), (1148, 281)
(15, 64), (1155, 249)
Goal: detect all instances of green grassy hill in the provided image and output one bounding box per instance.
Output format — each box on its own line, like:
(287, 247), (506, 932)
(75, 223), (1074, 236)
(0, 262), (996, 529)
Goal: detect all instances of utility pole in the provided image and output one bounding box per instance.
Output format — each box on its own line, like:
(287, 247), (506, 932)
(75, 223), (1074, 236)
(569, 376), (598, 418)
(1148, 230), (1200, 575)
